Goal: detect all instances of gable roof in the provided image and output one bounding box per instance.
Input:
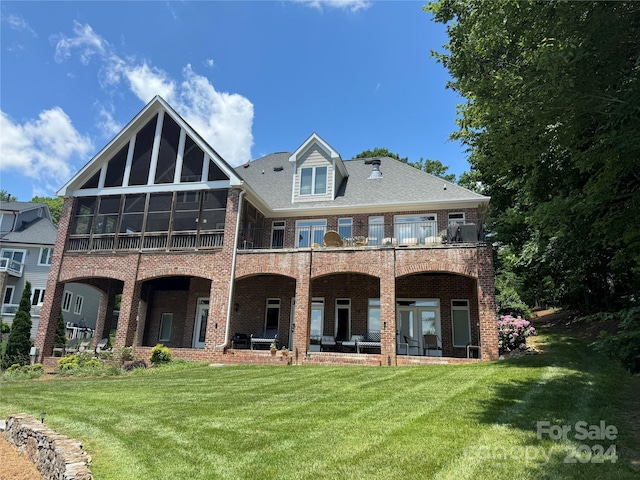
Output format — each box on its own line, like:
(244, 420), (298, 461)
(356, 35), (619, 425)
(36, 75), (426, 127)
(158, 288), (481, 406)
(0, 216), (57, 245)
(288, 133), (348, 178)
(58, 96), (243, 197)
(0, 201), (44, 214)
(236, 154), (489, 216)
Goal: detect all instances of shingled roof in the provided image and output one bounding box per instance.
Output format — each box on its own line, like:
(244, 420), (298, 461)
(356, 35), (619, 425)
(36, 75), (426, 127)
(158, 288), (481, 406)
(236, 153), (488, 214)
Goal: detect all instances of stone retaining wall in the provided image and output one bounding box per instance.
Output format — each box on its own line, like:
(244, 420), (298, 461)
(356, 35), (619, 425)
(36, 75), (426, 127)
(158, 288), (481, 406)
(1, 414), (92, 480)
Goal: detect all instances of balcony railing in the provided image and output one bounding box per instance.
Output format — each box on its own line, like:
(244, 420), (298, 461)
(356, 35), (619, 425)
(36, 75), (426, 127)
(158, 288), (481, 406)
(66, 229), (224, 253)
(1, 304), (41, 316)
(238, 222), (485, 251)
(0, 257), (24, 277)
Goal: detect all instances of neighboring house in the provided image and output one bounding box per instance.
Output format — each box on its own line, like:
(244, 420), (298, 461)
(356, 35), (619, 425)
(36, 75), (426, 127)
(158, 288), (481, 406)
(35, 96), (498, 365)
(0, 201), (100, 338)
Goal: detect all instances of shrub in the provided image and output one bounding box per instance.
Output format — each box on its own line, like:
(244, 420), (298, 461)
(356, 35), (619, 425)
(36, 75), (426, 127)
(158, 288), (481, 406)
(3, 282), (33, 368)
(100, 346), (135, 368)
(150, 344), (172, 365)
(1, 322), (10, 334)
(497, 314), (537, 355)
(590, 307), (640, 373)
(123, 359), (148, 372)
(1, 362), (45, 381)
(57, 354), (80, 371)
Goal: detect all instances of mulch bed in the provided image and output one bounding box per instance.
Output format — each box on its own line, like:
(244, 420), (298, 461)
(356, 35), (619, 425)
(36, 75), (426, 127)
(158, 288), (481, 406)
(0, 435), (43, 480)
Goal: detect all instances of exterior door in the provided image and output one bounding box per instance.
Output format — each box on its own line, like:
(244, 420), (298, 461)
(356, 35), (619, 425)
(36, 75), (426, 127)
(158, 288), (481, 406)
(193, 299), (209, 348)
(397, 308), (417, 345)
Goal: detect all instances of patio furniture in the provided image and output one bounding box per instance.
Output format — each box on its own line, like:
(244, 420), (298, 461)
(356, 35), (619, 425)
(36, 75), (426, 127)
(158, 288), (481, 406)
(323, 231), (343, 247)
(232, 333), (250, 349)
(63, 338), (80, 354)
(404, 335), (421, 355)
(357, 332), (381, 353)
(341, 334), (363, 352)
(423, 334), (442, 356)
(459, 223), (477, 242)
(396, 334), (409, 355)
(354, 236), (368, 247)
(447, 224), (462, 243)
(250, 328), (279, 350)
(320, 335), (337, 351)
(466, 343), (481, 359)
(95, 338), (111, 354)
(77, 339), (92, 352)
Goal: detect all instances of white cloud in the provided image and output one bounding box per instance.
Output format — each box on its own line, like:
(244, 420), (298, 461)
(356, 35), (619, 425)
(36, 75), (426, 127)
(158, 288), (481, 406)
(53, 22), (254, 166)
(0, 109), (93, 195)
(204, 58), (215, 68)
(96, 104), (123, 139)
(5, 13), (37, 36)
(54, 21), (107, 65)
(294, 0), (371, 13)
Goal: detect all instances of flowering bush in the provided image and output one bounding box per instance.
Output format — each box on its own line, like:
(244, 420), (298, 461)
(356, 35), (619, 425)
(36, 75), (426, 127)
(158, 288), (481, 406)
(497, 315), (537, 354)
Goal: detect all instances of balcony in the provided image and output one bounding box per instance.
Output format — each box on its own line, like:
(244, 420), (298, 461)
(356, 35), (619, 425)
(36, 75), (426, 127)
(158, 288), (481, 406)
(0, 257), (24, 277)
(238, 221), (486, 251)
(66, 229), (225, 253)
(1, 304), (41, 317)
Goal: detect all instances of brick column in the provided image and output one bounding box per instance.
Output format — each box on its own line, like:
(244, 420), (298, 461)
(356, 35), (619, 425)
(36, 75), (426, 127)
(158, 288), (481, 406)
(35, 197), (74, 360)
(204, 286), (225, 350)
(93, 283), (114, 343)
(292, 255), (311, 363)
(477, 247), (498, 360)
(380, 249), (397, 364)
(115, 280), (141, 347)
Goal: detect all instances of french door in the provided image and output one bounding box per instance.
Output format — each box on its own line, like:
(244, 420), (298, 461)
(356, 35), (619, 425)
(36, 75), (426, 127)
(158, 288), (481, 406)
(193, 299), (209, 348)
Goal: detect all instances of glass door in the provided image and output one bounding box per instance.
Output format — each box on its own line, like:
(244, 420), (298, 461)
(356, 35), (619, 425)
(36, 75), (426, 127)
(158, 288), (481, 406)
(193, 299), (209, 348)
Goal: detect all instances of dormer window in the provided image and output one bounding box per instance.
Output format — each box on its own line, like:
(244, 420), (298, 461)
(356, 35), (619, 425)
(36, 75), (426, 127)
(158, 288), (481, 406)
(300, 166), (327, 195)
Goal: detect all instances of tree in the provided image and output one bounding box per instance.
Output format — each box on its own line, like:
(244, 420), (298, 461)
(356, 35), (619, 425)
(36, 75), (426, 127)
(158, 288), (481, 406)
(354, 148), (408, 163)
(54, 313), (67, 348)
(2, 281), (33, 368)
(31, 196), (63, 225)
(457, 169), (486, 194)
(0, 190), (17, 202)
(410, 158), (456, 182)
(426, 0), (640, 311)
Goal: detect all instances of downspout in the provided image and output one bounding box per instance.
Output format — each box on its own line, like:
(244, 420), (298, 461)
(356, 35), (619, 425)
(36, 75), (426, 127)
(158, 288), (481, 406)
(214, 189), (245, 351)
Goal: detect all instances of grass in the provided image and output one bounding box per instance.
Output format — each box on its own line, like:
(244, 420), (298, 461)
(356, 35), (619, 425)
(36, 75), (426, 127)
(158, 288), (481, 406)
(1, 330), (639, 480)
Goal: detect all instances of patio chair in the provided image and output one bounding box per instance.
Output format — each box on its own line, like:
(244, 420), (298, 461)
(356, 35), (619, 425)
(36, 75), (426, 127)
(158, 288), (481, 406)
(250, 328), (279, 350)
(341, 334), (363, 352)
(77, 339), (92, 352)
(357, 332), (381, 353)
(404, 335), (421, 356)
(320, 335), (337, 351)
(95, 338), (111, 354)
(397, 334), (409, 355)
(423, 334), (442, 356)
(63, 338), (81, 354)
(323, 231), (343, 248)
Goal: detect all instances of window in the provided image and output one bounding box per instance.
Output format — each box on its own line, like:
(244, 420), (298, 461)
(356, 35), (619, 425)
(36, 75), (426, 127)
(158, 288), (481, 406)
(395, 214), (437, 244)
(32, 289), (45, 306)
(1, 249), (25, 266)
(299, 166), (327, 195)
(271, 221), (285, 248)
(3, 286), (14, 305)
(451, 299), (471, 347)
(95, 196), (121, 234)
(338, 218), (352, 240)
(368, 216), (384, 246)
(155, 115), (180, 184)
(295, 219), (326, 247)
(39, 247), (53, 266)
(62, 291), (73, 312)
(448, 212), (465, 225)
(310, 298), (324, 338)
(265, 299), (281, 330)
(335, 299), (351, 341)
(368, 299), (381, 333)
(145, 193), (173, 232)
(70, 197), (96, 235)
(73, 295), (84, 315)
(103, 143), (129, 187)
(129, 114), (158, 185)
(120, 194), (146, 234)
(159, 313), (173, 342)
(181, 135), (204, 182)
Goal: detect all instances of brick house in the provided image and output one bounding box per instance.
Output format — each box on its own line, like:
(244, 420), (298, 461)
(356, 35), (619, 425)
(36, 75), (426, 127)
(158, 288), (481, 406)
(34, 96), (498, 366)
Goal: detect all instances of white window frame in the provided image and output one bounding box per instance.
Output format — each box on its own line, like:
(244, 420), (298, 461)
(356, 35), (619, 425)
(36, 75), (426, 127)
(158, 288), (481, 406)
(62, 291), (73, 312)
(295, 219), (326, 248)
(368, 216), (384, 246)
(448, 212), (466, 225)
(310, 297), (324, 339)
(299, 166), (328, 196)
(31, 288), (46, 306)
(38, 247), (54, 266)
(271, 221), (286, 249)
(451, 299), (471, 347)
(394, 214), (437, 245)
(3, 285), (15, 305)
(368, 298), (381, 333)
(265, 298), (281, 330)
(334, 298), (351, 339)
(338, 218), (352, 240)
(73, 295), (84, 315)
(159, 313), (173, 342)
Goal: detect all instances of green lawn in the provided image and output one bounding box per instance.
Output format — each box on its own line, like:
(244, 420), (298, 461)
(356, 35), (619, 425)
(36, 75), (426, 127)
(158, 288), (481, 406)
(1, 331), (638, 480)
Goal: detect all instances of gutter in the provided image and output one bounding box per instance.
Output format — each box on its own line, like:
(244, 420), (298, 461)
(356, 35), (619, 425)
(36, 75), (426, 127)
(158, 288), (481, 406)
(214, 189), (245, 351)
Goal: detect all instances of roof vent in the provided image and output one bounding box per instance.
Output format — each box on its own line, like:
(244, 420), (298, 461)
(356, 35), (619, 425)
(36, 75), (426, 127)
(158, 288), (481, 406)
(365, 158), (383, 179)
(273, 166), (284, 172)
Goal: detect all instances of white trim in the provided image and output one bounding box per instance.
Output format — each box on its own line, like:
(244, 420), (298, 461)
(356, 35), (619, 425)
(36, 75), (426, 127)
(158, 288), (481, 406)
(448, 212), (466, 224)
(451, 299), (471, 347)
(38, 247), (53, 266)
(62, 291), (73, 312)
(67, 180), (232, 198)
(73, 295), (84, 315)
(147, 110), (164, 185)
(264, 298), (281, 330)
(174, 128), (187, 183)
(159, 312), (173, 342)
(3, 285), (15, 305)
(367, 298), (380, 333)
(310, 297), (324, 338)
(334, 298), (351, 339)
(294, 219), (326, 247)
(123, 133), (136, 187)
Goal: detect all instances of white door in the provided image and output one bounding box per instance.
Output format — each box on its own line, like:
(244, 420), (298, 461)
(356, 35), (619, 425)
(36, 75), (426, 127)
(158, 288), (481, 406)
(193, 300), (209, 348)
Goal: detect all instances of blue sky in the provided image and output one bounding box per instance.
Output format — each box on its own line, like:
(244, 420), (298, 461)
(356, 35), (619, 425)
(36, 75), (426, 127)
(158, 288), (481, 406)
(0, 1), (466, 201)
